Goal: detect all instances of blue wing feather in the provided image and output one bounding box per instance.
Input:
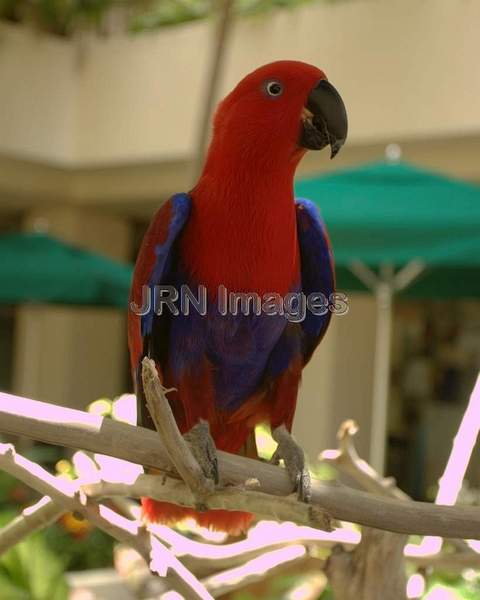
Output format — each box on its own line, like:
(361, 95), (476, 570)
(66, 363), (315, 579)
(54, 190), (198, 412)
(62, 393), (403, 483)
(295, 198), (335, 362)
(141, 193), (191, 337)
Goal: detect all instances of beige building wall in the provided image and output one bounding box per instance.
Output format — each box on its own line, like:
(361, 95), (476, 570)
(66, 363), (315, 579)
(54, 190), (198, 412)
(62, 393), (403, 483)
(13, 207), (131, 409)
(0, 24), (77, 163)
(1, 0), (480, 166)
(294, 293), (377, 462)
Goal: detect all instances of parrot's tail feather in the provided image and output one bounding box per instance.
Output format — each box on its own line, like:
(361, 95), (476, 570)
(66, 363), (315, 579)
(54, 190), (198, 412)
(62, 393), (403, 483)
(141, 498), (253, 536)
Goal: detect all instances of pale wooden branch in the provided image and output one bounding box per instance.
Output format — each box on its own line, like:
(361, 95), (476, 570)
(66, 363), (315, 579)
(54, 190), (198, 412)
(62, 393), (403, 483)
(2, 393), (480, 539)
(141, 357), (214, 504)
(81, 438), (480, 585)
(82, 474), (331, 530)
(280, 573), (327, 600)
(327, 528), (407, 600)
(0, 443), (212, 600)
(409, 549), (480, 571)
(437, 374), (480, 505)
(407, 373), (480, 557)
(87, 407), (480, 583)
(0, 443), (148, 556)
(150, 536), (213, 600)
(322, 419), (469, 553)
(201, 544), (311, 598)
(115, 528), (328, 598)
(321, 424), (408, 598)
(0, 496), (65, 556)
(148, 520), (358, 578)
(321, 419), (409, 500)
(320, 418), (480, 583)
(323, 419), (480, 573)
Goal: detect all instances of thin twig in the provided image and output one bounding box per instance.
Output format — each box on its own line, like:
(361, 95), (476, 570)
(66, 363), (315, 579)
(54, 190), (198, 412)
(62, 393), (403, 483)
(320, 419), (480, 574)
(2, 393), (480, 539)
(407, 373), (480, 556)
(82, 474), (332, 530)
(321, 420), (409, 500)
(0, 443), (147, 555)
(141, 358), (214, 504)
(201, 544), (310, 597)
(150, 520), (358, 578)
(322, 419), (469, 554)
(0, 443), (212, 600)
(409, 550), (480, 571)
(0, 496), (65, 556)
(322, 425), (407, 599)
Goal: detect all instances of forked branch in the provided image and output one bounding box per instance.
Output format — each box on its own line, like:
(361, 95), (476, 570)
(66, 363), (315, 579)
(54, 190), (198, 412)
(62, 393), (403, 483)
(2, 391), (480, 539)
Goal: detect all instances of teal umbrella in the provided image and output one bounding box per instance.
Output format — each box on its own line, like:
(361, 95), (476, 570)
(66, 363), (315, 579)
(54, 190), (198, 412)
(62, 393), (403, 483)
(0, 232), (133, 308)
(295, 161), (480, 472)
(296, 160), (480, 298)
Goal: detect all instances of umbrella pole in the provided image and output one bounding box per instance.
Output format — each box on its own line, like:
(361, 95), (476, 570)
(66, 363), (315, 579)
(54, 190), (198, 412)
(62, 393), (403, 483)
(370, 259), (425, 473)
(370, 274), (394, 474)
(349, 259), (425, 475)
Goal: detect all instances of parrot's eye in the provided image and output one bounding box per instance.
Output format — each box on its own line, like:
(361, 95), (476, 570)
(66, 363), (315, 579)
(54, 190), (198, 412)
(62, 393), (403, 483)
(264, 80), (284, 98)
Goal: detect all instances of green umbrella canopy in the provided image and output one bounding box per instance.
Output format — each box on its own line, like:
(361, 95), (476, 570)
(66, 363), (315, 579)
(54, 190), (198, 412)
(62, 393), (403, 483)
(0, 232), (133, 307)
(295, 161), (480, 298)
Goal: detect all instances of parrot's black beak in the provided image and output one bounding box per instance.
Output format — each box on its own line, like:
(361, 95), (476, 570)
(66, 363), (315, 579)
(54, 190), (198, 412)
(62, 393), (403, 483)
(299, 79), (348, 158)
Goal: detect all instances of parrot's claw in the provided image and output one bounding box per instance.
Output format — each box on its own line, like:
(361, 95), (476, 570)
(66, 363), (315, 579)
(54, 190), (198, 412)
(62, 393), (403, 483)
(184, 420), (219, 486)
(271, 425), (312, 503)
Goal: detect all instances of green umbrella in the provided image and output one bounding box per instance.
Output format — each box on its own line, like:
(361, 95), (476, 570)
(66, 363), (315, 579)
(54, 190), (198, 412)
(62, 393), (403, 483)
(0, 232), (133, 308)
(295, 161), (480, 472)
(296, 160), (480, 298)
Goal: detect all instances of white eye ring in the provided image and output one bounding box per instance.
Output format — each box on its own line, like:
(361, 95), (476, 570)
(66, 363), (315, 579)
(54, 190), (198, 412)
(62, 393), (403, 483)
(265, 80), (284, 97)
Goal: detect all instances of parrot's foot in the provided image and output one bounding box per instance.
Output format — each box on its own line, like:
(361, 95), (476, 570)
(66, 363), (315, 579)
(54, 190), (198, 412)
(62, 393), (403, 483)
(184, 420), (219, 486)
(270, 425), (311, 503)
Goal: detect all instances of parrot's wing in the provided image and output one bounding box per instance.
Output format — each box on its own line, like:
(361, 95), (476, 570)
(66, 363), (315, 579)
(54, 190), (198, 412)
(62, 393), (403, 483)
(128, 193), (191, 423)
(295, 198), (335, 364)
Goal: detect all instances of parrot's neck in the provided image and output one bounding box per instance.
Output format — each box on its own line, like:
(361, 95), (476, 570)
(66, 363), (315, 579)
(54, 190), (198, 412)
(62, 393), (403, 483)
(182, 158), (301, 297)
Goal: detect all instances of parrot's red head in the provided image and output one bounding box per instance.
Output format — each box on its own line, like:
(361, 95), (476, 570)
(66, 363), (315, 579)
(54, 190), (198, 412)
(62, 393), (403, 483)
(206, 60), (347, 173)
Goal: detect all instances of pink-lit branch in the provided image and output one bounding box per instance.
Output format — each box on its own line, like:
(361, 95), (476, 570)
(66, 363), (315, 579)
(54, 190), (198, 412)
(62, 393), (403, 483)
(201, 544), (309, 597)
(3, 379), (480, 600)
(0, 443), (212, 600)
(321, 419), (409, 500)
(82, 474), (331, 530)
(2, 392), (480, 539)
(406, 373), (480, 557)
(0, 496), (65, 556)
(321, 421), (407, 599)
(320, 416), (480, 575)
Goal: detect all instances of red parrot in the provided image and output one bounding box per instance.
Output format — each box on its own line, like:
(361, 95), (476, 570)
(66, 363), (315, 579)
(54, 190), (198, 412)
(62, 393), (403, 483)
(128, 60), (347, 535)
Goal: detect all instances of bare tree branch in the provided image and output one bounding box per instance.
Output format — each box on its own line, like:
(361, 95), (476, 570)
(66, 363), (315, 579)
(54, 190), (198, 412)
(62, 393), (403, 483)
(82, 474), (331, 530)
(141, 358), (214, 504)
(2, 392), (480, 539)
(322, 419), (469, 553)
(327, 528), (407, 600)
(410, 550), (480, 571)
(321, 419), (409, 500)
(407, 373), (480, 557)
(320, 418), (480, 580)
(201, 544), (310, 597)
(0, 496), (65, 556)
(321, 422), (407, 598)
(280, 573), (327, 600)
(0, 443), (212, 600)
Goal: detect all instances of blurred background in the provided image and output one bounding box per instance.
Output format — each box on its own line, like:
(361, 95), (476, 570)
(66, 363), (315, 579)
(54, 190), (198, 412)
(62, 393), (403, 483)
(0, 0), (479, 598)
